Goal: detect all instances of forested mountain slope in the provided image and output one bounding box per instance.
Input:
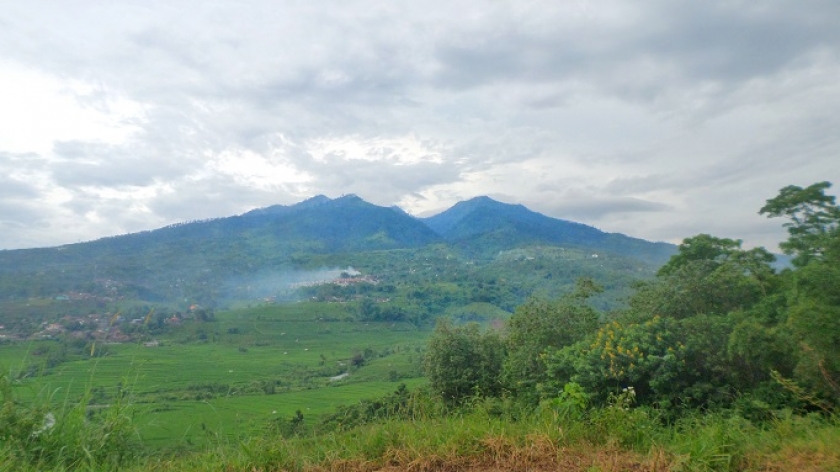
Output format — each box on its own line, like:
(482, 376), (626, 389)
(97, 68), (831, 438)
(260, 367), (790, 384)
(0, 195), (672, 307)
(423, 196), (675, 264)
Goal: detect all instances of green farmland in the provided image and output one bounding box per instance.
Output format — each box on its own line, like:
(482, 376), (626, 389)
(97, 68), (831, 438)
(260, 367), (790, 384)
(1, 301), (432, 448)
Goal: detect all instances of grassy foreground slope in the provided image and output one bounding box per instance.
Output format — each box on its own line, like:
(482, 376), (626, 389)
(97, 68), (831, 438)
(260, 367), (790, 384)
(151, 408), (839, 472)
(4, 387), (838, 472)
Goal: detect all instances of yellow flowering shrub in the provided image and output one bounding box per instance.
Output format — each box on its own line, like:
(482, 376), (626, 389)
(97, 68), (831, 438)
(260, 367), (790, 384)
(542, 315), (736, 410)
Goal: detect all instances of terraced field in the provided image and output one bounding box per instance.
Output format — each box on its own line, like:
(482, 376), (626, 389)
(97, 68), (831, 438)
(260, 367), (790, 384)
(1, 302), (432, 448)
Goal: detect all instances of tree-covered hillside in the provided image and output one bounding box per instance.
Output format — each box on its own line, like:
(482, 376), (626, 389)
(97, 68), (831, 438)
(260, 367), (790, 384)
(423, 196), (675, 263)
(0, 195), (673, 317)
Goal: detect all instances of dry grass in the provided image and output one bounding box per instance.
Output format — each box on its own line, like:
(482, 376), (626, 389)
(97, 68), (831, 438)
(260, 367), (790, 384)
(130, 409), (840, 472)
(745, 444), (840, 472)
(141, 424), (840, 472)
(256, 436), (674, 472)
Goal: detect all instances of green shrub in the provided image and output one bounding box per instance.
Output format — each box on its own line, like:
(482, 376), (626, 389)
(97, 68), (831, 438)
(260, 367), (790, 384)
(423, 319), (505, 406)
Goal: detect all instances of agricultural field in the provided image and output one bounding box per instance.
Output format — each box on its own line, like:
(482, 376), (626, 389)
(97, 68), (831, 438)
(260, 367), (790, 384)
(1, 301), (434, 448)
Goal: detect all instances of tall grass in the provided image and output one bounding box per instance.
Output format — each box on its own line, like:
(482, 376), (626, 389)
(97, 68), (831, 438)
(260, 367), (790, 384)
(1, 367), (138, 471)
(134, 394), (837, 472)
(4, 372), (840, 472)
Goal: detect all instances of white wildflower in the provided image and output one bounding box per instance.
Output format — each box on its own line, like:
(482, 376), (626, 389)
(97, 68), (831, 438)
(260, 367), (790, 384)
(32, 412), (56, 437)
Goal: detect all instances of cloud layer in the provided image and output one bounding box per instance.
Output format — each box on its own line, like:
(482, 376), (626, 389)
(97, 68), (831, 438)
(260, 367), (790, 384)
(1, 1), (838, 250)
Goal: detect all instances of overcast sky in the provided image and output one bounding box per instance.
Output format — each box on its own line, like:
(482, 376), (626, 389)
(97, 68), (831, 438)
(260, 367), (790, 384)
(1, 1), (839, 251)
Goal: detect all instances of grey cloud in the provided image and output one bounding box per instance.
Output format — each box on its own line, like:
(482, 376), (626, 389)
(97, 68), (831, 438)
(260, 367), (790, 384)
(299, 156), (463, 206)
(0, 151), (49, 166)
(0, 153), (50, 203)
(427, 1), (838, 112)
(0, 195), (61, 249)
(0, 200), (49, 228)
(51, 140), (190, 188)
(536, 196), (672, 221)
(54, 174), (297, 240)
(640, 2), (840, 82)
(0, 175), (40, 200)
(631, 209), (789, 249)
(146, 175), (298, 222)
(606, 174), (674, 195)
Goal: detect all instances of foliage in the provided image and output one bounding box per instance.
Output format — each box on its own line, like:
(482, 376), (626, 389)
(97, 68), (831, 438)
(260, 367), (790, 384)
(785, 299), (840, 403)
(225, 398), (840, 472)
(629, 238), (776, 320)
(502, 279), (601, 402)
(760, 181), (840, 408)
(727, 317), (797, 386)
(544, 316), (687, 408)
(0, 369), (136, 470)
(542, 311), (791, 414)
(423, 319), (506, 406)
(314, 383), (444, 433)
(537, 381), (589, 422)
(267, 409), (306, 438)
(657, 234), (746, 276)
(760, 181), (840, 266)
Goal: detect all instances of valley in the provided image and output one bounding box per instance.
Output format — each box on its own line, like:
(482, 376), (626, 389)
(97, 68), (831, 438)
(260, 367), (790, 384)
(3, 186), (838, 472)
(0, 196), (670, 450)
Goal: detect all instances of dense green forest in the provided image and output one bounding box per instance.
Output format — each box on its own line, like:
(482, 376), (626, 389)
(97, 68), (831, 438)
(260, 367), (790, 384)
(2, 182), (839, 471)
(425, 182), (839, 415)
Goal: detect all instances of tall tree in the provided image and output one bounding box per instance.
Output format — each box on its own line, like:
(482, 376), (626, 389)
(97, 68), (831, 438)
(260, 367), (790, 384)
(760, 181), (840, 267)
(630, 235), (776, 320)
(761, 182), (840, 406)
(657, 234), (743, 276)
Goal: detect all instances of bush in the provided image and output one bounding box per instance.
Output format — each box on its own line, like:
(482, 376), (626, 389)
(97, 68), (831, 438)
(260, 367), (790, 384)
(423, 319), (505, 406)
(543, 315), (748, 413)
(503, 288), (600, 403)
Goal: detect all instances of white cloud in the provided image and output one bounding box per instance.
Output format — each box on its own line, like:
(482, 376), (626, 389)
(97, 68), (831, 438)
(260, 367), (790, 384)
(307, 135), (444, 165)
(0, 61), (146, 154)
(0, 1), (838, 251)
(208, 147), (311, 190)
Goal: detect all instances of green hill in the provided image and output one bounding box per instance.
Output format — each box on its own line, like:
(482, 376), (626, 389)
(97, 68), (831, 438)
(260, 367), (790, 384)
(423, 196), (675, 264)
(0, 195), (671, 311)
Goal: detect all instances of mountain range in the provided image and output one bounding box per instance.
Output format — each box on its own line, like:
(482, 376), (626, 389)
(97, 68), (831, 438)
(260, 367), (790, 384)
(0, 195), (676, 306)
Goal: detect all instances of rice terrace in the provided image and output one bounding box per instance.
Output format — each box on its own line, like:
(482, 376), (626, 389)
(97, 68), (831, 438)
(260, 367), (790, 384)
(3, 301), (427, 448)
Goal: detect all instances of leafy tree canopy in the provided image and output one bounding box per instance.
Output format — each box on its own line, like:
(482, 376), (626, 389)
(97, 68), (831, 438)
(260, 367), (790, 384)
(760, 181), (840, 266)
(502, 278), (602, 402)
(423, 319), (505, 406)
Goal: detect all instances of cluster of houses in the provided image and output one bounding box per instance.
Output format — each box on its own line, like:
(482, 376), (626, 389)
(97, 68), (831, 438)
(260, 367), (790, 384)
(289, 274), (380, 289)
(19, 307), (201, 344)
(0, 324), (10, 342)
(332, 275), (379, 287)
(54, 291), (116, 302)
(28, 313), (127, 342)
